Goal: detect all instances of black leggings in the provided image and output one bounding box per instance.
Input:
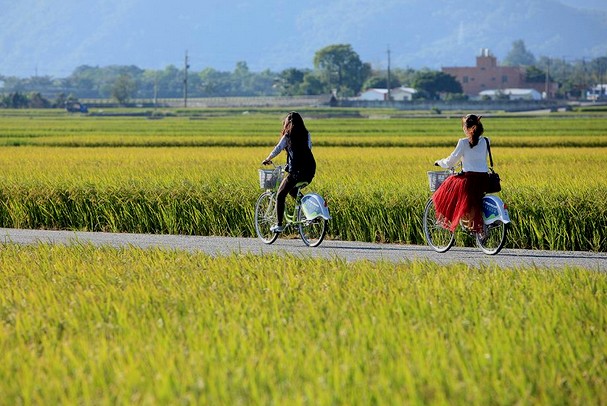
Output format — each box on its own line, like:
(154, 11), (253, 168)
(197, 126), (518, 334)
(275, 173), (309, 225)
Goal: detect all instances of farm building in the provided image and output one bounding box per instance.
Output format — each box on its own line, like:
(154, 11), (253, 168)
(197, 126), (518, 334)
(442, 48), (557, 98)
(359, 88), (389, 101)
(390, 86), (417, 101)
(479, 88), (542, 101)
(587, 84), (607, 100)
(358, 86), (417, 101)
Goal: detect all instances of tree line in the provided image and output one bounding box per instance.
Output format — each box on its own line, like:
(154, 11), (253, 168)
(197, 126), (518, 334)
(1, 42), (606, 107)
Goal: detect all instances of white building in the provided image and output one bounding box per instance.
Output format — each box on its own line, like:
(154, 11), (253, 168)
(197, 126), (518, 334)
(358, 86), (417, 101)
(390, 86), (417, 101)
(587, 84), (607, 101)
(479, 88), (542, 101)
(359, 88), (390, 101)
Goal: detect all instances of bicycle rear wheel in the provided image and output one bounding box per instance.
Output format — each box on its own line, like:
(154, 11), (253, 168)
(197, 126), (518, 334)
(476, 222), (507, 255)
(423, 198), (455, 253)
(297, 206), (327, 247)
(254, 191), (279, 244)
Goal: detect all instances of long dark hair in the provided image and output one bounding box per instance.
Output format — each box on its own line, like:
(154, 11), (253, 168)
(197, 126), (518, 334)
(281, 111), (308, 148)
(462, 114), (484, 147)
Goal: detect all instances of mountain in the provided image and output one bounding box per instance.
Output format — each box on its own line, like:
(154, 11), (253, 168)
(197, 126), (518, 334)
(1, 0), (606, 78)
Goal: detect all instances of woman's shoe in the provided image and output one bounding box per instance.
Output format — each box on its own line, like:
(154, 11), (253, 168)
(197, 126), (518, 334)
(476, 228), (488, 243)
(270, 224), (285, 233)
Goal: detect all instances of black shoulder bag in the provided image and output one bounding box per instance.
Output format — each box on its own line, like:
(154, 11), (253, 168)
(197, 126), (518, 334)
(485, 137), (502, 193)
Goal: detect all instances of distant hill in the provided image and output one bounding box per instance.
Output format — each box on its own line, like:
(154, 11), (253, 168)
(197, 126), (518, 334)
(1, 0), (606, 78)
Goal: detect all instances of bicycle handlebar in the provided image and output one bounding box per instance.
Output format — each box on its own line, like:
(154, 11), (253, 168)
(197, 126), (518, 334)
(261, 160), (284, 171)
(435, 162), (462, 174)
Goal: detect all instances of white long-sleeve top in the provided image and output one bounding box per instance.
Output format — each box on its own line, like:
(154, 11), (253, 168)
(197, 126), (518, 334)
(435, 137), (490, 172)
(265, 133), (313, 161)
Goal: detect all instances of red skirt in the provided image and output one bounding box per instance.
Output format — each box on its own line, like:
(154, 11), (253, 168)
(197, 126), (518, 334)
(432, 172), (489, 233)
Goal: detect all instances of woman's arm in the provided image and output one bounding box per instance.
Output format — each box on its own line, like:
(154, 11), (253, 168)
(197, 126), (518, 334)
(435, 139), (464, 168)
(263, 135), (288, 163)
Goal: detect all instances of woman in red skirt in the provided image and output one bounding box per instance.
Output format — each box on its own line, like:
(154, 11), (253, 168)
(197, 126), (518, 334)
(432, 114), (490, 234)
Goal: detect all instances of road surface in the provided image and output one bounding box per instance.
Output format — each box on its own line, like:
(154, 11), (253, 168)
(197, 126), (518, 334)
(1, 228), (605, 270)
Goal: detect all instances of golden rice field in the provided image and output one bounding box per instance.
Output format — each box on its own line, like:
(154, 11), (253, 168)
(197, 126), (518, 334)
(0, 108), (605, 251)
(0, 244), (605, 404)
(0, 108), (606, 404)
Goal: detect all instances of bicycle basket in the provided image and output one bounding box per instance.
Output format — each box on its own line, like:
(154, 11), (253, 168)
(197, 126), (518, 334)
(259, 168), (283, 189)
(427, 170), (451, 192)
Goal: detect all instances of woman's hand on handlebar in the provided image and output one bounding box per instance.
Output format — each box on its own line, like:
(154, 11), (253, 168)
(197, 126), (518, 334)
(262, 159), (272, 165)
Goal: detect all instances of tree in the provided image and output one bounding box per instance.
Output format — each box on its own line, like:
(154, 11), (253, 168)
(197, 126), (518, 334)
(232, 61), (251, 95)
(275, 68), (306, 96)
(300, 72), (325, 95)
(525, 66), (548, 83)
(1, 92), (29, 108)
(503, 40), (536, 66)
(412, 71), (462, 100)
(28, 92), (50, 108)
(589, 57), (607, 89)
(111, 74), (137, 104)
(156, 65), (184, 98)
(362, 75), (401, 91)
(313, 44), (370, 97)
(199, 67), (234, 96)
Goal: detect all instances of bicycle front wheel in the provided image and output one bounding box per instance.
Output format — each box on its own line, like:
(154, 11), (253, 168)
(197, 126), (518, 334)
(476, 221), (507, 255)
(423, 198), (455, 253)
(297, 206), (327, 247)
(254, 191), (279, 244)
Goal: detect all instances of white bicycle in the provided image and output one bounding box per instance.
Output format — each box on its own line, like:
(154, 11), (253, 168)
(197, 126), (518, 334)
(423, 169), (510, 255)
(254, 164), (331, 247)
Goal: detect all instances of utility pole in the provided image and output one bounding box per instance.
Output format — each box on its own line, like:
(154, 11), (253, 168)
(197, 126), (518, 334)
(153, 72), (158, 107)
(544, 58), (550, 100)
(387, 45), (392, 101)
(183, 50), (190, 108)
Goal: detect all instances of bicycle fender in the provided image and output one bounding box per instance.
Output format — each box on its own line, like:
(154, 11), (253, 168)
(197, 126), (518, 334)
(482, 195), (510, 225)
(301, 193), (331, 221)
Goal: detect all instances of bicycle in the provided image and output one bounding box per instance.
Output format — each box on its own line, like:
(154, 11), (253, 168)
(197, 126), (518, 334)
(423, 168), (510, 255)
(254, 164), (330, 247)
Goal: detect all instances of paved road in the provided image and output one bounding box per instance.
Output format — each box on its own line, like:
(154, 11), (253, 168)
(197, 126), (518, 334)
(1, 228), (605, 271)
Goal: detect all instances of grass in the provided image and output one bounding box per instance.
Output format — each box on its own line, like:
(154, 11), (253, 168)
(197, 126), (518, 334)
(0, 243), (605, 404)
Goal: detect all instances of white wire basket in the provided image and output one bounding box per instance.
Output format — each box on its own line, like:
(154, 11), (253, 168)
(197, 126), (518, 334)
(258, 167), (283, 189)
(427, 170), (451, 192)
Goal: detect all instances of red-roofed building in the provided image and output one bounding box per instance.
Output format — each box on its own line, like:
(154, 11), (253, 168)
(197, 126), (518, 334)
(442, 49), (557, 98)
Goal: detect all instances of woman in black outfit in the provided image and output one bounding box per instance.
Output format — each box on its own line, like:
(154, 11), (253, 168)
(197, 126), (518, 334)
(262, 111), (316, 233)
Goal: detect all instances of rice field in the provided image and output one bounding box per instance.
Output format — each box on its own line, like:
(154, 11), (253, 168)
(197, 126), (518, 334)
(0, 244), (605, 404)
(0, 108), (605, 251)
(0, 108), (606, 404)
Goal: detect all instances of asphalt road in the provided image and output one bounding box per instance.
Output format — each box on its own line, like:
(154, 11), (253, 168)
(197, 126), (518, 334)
(1, 228), (605, 271)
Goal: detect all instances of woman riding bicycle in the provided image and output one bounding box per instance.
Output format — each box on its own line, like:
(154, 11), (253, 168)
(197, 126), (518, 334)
(262, 111), (316, 233)
(433, 114), (490, 235)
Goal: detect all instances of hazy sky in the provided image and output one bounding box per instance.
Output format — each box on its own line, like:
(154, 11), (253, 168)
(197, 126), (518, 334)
(1, 0), (606, 78)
